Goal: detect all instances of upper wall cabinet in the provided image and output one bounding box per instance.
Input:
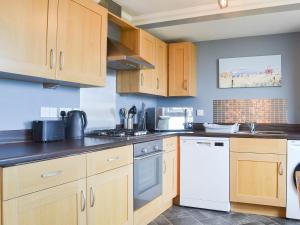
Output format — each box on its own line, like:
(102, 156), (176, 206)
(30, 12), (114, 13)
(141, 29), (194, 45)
(121, 29), (156, 65)
(0, 0), (56, 79)
(168, 42), (197, 96)
(56, 0), (107, 86)
(0, 0), (108, 87)
(117, 29), (168, 96)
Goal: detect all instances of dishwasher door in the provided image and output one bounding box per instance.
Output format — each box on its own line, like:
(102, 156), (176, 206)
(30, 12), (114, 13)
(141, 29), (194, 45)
(180, 137), (230, 212)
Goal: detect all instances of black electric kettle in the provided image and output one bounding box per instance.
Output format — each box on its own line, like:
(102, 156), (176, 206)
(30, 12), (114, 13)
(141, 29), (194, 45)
(65, 110), (87, 139)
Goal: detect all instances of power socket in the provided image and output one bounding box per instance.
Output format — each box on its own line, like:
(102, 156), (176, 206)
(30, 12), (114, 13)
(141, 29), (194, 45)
(196, 109), (205, 117)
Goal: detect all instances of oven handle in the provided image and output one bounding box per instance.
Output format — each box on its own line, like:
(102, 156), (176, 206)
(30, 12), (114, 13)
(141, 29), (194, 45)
(134, 150), (163, 160)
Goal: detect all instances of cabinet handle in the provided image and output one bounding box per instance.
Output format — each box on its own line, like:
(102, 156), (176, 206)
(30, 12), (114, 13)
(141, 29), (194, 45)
(41, 170), (62, 178)
(141, 73), (144, 86)
(50, 49), (55, 69)
(183, 80), (188, 90)
(81, 190), (86, 212)
(157, 78), (159, 89)
(163, 160), (166, 174)
(107, 156), (119, 162)
(59, 51), (64, 70)
(90, 187), (95, 207)
(278, 162), (284, 175)
(196, 141), (211, 147)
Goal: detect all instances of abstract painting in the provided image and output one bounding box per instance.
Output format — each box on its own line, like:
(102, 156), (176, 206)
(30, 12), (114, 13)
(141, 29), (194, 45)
(219, 55), (282, 88)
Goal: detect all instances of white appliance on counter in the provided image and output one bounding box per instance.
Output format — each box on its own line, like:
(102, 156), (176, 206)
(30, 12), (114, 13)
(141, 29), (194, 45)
(287, 140), (300, 220)
(180, 137), (230, 212)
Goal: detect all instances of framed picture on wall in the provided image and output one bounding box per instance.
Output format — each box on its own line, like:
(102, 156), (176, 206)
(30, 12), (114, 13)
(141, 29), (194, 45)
(219, 55), (282, 88)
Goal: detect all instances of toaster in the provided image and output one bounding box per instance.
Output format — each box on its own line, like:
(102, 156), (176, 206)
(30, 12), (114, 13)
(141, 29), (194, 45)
(32, 120), (65, 142)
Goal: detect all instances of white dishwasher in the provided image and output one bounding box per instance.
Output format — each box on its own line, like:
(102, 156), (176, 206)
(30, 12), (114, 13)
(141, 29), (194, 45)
(180, 136), (230, 212)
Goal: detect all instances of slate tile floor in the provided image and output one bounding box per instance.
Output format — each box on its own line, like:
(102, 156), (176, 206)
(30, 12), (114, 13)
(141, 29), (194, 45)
(148, 206), (300, 225)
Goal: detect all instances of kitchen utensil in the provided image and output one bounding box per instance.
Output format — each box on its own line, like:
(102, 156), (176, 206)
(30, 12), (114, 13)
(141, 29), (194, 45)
(120, 108), (126, 119)
(65, 110), (88, 139)
(129, 106), (137, 118)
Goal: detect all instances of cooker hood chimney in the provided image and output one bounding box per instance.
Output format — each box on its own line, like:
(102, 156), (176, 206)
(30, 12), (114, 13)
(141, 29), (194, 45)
(107, 38), (155, 70)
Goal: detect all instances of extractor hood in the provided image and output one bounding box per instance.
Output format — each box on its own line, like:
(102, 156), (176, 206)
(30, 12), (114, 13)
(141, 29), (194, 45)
(107, 38), (155, 70)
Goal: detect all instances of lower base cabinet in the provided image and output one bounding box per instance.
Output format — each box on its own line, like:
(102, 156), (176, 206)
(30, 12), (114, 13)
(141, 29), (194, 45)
(87, 164), (133, 225)
(163, 150), (177, 202)
(3, 179), (87, 225)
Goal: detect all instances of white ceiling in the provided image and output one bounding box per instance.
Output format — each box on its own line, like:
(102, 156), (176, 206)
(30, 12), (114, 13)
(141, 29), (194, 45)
(113, 0), (300, 42)
(114, 0), (216, 16)
(148, 10), (300, 42)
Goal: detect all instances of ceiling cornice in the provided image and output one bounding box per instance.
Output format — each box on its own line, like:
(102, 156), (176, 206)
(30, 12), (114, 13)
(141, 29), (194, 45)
(129, 0), (300, 26)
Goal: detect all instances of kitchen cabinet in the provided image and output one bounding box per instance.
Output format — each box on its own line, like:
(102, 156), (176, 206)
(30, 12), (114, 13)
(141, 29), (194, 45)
(0, 0), (107, 87)
(121, 29), (156, 65)
(56, 0), (107, 86)
(168, 42), (197, 96)
(162, 137), (178, 204)
(87, 165), (133, 225)
(0, 0), (57, 79)
(155, 39), (168, 96)
(117, 30), (167, 96)
(230, 138), (287, 208)
(1, 145), (134, 225)
(3, 179), (87, 225)
(163, 150), (177, 203)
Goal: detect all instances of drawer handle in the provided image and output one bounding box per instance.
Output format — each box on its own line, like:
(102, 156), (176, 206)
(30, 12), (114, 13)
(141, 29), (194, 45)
(196, 142), (211, 147)
(278, 162), (284, 175)
(90, 187), (95, 207)
(81, 190), (86, 212)
(41, 170), (62, 178)
(107, 156), (120, 162)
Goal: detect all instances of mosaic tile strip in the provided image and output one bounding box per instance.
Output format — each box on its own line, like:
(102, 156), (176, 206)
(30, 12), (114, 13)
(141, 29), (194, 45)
(213, 99), (288, 124)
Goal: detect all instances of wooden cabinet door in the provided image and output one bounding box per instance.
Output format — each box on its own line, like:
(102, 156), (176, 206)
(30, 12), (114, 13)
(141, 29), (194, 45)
(0, 0), (57, 79)
(87, 165), (133, 225)
(230, 152), (286, 207)
(56, 0), (107, 86)
(155, 39), (168, 96)
(139, 69), (156, 94)
(139, 30), (156, 65)
(169, 42), (196, 96)
(163, 150), (177, 202)
(3, 179), (86, 225)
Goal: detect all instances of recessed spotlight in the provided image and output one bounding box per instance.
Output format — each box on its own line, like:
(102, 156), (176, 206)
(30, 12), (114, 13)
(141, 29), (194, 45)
(218, 0), (228, 9)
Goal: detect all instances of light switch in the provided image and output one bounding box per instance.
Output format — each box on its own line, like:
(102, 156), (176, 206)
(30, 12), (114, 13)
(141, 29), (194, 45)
(196, 109), (204, 117)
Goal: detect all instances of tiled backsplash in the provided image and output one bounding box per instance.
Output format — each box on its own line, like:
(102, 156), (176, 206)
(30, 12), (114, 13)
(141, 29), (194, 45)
(213, 99), (288, 124)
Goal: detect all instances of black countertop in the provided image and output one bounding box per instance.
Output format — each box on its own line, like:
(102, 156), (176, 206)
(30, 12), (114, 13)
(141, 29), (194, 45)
(0, 130), (299, 167)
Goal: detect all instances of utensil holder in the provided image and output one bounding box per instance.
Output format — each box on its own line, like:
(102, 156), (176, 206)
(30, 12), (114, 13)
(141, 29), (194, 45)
(124, 118), (134, 130)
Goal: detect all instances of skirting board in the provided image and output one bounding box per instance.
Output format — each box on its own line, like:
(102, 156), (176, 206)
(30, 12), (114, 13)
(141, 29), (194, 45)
(231, 202), (286, 218)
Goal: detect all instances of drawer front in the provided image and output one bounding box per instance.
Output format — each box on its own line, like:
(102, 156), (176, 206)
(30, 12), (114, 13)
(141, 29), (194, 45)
(87, 145), (133, 176)
(3, 154), (87, 200)
(163, 137), (177, 152)
(230, 138), (287, 154)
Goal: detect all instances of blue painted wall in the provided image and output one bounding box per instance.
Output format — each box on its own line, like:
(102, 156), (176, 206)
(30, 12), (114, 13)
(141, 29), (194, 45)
(0, 78), (79, 130)
(157, 32), (300, 123)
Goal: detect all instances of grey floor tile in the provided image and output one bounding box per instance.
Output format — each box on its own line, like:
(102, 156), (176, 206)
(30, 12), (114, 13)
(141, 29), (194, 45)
(149, 206), (300, 225)
(168, 216), (202, 225)
(154, 215), (172, 225)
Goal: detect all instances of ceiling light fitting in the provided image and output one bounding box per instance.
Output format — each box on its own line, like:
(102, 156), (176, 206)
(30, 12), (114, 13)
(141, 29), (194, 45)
(218, 0), (228, 9)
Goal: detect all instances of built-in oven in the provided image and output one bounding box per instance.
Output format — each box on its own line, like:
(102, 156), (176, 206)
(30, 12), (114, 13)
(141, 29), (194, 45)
(133, 140), (163, 210)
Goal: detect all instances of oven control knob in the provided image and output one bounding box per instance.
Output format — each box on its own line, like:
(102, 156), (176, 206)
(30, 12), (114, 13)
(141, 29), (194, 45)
(154, 145), (159, 151)
(141, 148), (148, 153)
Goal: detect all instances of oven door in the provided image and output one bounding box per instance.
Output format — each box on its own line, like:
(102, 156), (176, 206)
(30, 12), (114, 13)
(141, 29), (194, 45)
(134, 151), (163, 210)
